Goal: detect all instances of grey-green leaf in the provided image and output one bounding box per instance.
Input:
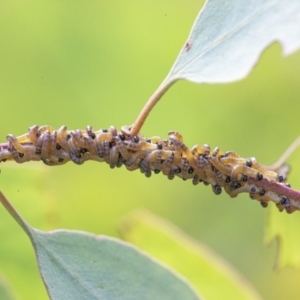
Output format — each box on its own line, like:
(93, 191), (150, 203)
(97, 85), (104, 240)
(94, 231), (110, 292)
(29, 229), (201, 300)
(166, 0), (300, 84)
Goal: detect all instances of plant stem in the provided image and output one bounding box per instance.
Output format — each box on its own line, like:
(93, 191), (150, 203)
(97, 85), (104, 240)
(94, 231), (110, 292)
(0, 190), (32, 237)
(129, 78), (176, 137)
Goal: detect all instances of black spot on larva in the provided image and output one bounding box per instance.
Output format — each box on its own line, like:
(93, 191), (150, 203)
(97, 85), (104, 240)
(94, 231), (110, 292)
(80, 148), (88, 154)
(157, 143), (163, 150)
(58, 158), (64, 162)
(102, 129), (108, 133)
(133, 136), (139, 143)
(225, 176), (231, 183)
(146, 139), (151, 143)
(246, 159), (252, 167)
(35, 150), (41, 155)
(259, 189), (265, 196)
(119, 134), (125, 141)
(285, 183), (291, 188)
(154, 169), (161, 174)
(242, 175), (248, 182)
(109, 142), (112, 148)
(278, 175), (284, 182)
(188, 167), (194, 174)
(90, 132), (96, 139)
(56, 144), (61, 150)
(175, 168), (181, 174)
(19, 153), (24, 158)
(257, 173), (263, 180)
(66, 134), (71, 140)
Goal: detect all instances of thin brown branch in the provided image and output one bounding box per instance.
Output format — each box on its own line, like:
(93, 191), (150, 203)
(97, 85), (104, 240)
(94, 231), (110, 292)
(129, 79), (176, 137)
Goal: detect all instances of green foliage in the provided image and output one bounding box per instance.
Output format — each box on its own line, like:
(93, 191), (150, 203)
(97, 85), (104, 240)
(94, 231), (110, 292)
(0, 1), (300, 299)
(120, 210), (261, 299)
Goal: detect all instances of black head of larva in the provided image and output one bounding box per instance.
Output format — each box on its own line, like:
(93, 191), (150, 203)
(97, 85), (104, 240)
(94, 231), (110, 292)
(175, 168), (181, 174)
(280, 197), (287, 205)
(278, 175), (284, 182)
(260, 200), (268, 208)
(259, 189), (265, 196)
(246, 159), (252, 167)
(249, 187), (256, 199)
(188, 167), (194, 174)
(256, 173), (263, 180)
(119, 134), (125, 141)
(242, 175), (248, 182)
(213, 184), (222, 195)
(133, 136), (139, 143)
(80, 148), (88, 154)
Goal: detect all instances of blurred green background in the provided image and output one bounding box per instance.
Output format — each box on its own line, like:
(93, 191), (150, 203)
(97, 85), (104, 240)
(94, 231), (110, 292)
(0, 1), (300, 299)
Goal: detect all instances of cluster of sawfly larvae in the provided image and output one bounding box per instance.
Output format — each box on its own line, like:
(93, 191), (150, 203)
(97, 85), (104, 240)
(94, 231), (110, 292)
(0, 125), (296, 213)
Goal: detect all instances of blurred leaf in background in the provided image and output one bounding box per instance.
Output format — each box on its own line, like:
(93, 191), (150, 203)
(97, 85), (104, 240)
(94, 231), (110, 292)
(0, 271), (16, 300)
(265, 148), (300, 269)
(120, 209), (262, 300)
(0, 1), (300, 299)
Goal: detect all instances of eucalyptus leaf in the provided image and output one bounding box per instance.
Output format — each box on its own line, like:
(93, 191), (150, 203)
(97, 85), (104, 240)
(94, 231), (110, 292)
(0, 191), (201, 300)
(29, 229), (201, 300)
(165, 0), (300, 84)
